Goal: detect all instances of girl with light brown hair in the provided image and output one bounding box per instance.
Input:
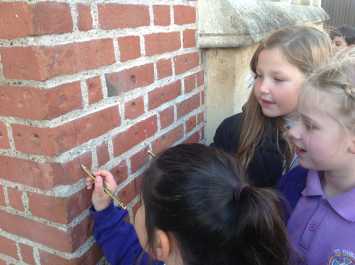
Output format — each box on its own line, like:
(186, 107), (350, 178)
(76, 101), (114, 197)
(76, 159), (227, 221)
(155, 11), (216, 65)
(212, 25), (333, 188)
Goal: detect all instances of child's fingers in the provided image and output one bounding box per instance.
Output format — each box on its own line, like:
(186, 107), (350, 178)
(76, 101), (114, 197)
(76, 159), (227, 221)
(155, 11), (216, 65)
(94, 170), (118, 190)
(85, 177), (94, 190)
(94, 175), (106, 195)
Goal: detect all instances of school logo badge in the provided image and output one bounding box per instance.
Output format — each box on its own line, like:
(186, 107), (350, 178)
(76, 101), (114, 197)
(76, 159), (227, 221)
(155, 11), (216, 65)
(328, 249), (355, 265)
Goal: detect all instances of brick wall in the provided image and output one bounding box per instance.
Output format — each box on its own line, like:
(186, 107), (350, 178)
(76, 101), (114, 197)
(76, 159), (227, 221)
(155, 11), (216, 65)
(0, 1), (204, 264)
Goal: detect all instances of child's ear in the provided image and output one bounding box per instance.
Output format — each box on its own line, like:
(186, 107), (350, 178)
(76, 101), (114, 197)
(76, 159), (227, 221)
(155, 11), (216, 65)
(153, 230), (171, 261)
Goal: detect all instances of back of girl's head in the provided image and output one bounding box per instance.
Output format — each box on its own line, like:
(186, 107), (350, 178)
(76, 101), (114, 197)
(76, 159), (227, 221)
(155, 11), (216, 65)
(300, 48), (355, 132)
(238, 26), (333, 173)
(142, 143), (290, 265)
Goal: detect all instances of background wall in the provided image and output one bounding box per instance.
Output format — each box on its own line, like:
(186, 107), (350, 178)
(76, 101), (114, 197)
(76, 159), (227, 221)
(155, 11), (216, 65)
(0, 1), (204, 264)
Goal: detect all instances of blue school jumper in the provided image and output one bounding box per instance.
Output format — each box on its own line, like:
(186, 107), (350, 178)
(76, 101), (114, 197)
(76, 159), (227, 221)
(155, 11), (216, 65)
(91, 203), (164, 265)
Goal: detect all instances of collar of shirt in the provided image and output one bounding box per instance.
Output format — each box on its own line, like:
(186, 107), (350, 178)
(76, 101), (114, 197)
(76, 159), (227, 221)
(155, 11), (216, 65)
(301, 170), (355, 223)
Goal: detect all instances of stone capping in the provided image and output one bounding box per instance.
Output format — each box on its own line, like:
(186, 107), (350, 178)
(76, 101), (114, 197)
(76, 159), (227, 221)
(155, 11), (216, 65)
(198, 0), (329, 48)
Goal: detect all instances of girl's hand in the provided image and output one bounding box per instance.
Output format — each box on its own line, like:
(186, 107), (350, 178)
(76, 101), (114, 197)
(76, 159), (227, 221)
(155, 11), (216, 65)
(86, 170), (118, 211)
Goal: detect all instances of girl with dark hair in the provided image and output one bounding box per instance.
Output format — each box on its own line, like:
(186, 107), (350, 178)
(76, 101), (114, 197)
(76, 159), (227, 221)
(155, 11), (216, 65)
(88, 143), (291, 265)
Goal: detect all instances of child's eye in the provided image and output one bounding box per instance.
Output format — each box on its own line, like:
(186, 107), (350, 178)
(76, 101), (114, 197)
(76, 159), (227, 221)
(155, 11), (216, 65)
(255, 73), (263, 79)
(303, 120), (318, 131)
(274, 77), (285, 82)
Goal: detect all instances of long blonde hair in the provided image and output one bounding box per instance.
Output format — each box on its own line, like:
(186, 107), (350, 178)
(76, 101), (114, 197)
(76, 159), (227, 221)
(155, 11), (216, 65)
(238, 26), (333, 173)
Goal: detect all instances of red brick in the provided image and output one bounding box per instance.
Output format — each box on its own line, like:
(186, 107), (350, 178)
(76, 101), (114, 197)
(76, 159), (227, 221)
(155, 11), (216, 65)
(32, 2), (73, 36)
(39, 244), (101, 265)
(185, 115), (197, 133)
(111, 161), (128, 185)
(118, 36), (141, 62)
(96, 142), (110, 167)
(8, 187), (24, 212)
(153, 5), (170, 26)
(148, 80), (181, 110)
(0, 259), (6, 265)
(130, 147), (148, 173)
(156, 58), (172, 80)
(197, 71), (204, 86)
(113, 116), (157, 156)
(0, 210), (75, 252)
(20, 244), (35, 265)
(174, 52), (199, 75)
(0, 2), (32, 39)
(159, 106), (174, 129)
(77, 4), (92, 31)
(0, 236), (17, 259)
(28, 189), (91, 224)
(1, 39), (115, 81)
(152, 125), (184, 153)
(0, 186), (5, 206)
(0, 83), (82, 120)
(185, 131), (200, 144)
(145, 32), (180, 56)
(174, 5), (196, 25)
(12, 106), (120, 156)
(125, 97), (145, 120)
(183, 29), (196, 48)
(86, 77), (103, 104)
(0, 152), (91, 190)
(184, 74), (196, 93)
(106, 63), (154, 95)
(198, 112), (204, 124)
(0, 122), (10, 149)
(118, 181), (138, 205)
(98, 4), (149, 29)
(177, 93), (200, 118)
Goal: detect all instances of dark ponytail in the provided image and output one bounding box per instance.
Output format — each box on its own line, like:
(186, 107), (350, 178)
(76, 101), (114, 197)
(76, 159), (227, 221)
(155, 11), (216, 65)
(142, 143), (290, 265)
(233, 186), (290, 265)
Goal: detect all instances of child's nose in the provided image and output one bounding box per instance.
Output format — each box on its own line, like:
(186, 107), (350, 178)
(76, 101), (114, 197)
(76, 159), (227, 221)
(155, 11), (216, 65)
(259, 79), (271, 94)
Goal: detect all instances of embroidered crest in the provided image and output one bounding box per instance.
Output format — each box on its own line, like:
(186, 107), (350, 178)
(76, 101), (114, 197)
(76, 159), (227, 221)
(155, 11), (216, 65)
(328, 249), (355, 265)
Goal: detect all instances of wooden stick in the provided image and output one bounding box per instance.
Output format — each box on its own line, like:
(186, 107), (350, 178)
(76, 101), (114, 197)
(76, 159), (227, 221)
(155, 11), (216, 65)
(81, 164), (126, 210)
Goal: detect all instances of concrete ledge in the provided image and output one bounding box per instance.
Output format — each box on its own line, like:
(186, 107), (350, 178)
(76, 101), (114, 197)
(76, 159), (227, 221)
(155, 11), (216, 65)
(198, 0), (329, 48)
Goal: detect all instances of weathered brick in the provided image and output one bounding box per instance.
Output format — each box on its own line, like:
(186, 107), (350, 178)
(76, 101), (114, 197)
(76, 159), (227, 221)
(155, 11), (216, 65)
(174, 52), (199, 75)
(39, 244), (101, 265)
(1, 39), (115, 81)
(185, 115), (197, 133)
(156, 58), (173, 80)
(153, 5), (170, 26)
(0, 83), (82, 120)
(77, 4), (92, 31)
(0, 2), (32, 39)
(0, 2), (72, 39)
(197, 70), (204, 87)
(125, 96), (145, 120)
(185, 130), (200, 144)
(0, 152), (91, 190)
(86, 77), (103, 104)
(184, 73), (196, 93)
(111, 161), (128, 185)
(174, 5), (196, 25)
(145, 32), (180, 56)
(106, 63), (154, 96)
(19, 244), (35, 265)
(118, 36), (141, 62)
(113, 115), (157, 156)
(0, 186), (5, 206)
(96, 142), (110, 167)
(0, 122), (10, 149)
(152, 125), (184, 153)
(130, 147), (148, 173)
(32, 2), (73, 36)
(0, 210), (75, 252)
(177, 93), (200, 118)
(28, 189), (91, 224)
(0, 259), (6, 265)
(148, 80), (181, 110)
(183, 29), (196, 48)
(0, 236), (17, 259)
(118, 180), (139, 205)
(7, 187), (24, 212)
(98, 4), (149, 29)
(159, 106), (174, 129)
(12, 106), (120, 156)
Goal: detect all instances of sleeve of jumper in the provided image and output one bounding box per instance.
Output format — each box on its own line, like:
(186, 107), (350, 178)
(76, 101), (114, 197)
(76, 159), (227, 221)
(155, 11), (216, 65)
(90, 203), (164, 265)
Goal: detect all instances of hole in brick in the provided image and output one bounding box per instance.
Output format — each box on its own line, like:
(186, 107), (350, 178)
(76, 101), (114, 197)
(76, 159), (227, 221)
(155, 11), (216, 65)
(0, 132), (2, 137)
(131, 101), (136, 106)
(130, 75), (136, 83)
(33, 133), (40, 139)
(17, 133), (22, 137)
